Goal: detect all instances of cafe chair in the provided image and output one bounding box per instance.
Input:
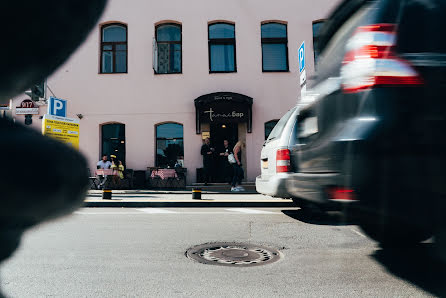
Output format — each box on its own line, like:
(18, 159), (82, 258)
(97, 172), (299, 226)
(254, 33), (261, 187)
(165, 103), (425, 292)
(122, 169), (134, 189)
(87, 168), (99, 190)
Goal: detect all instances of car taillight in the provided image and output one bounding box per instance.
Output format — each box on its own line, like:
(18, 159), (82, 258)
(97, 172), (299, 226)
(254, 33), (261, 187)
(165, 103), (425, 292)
(276, 149), (291, 173)
(327, 187), (357, 202)
(341, 23), (423, 93)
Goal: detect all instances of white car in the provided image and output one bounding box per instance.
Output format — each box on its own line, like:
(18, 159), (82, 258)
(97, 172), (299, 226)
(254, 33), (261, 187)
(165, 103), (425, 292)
(256, 106), (299, 197)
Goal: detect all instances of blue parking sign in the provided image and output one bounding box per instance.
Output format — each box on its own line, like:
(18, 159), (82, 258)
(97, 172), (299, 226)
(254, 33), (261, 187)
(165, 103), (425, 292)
(299, 41), (305, 73)
(48, 97), (67, 117)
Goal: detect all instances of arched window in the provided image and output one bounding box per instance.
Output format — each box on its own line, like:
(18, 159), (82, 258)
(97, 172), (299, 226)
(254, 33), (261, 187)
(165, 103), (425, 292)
(265, 119), (279, 140)
(101, 123), (126, 165)
(154, 23), (182, 74)
(208, 23), (236, 73)
(100, 23), (127, 73)
(156, 123), (184, 168)
(261, 22), (288, 72)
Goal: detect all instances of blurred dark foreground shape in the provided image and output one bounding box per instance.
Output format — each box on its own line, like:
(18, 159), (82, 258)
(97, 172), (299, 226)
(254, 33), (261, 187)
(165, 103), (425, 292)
(0, 0), (107, 296)
(373, 244), (446, 297)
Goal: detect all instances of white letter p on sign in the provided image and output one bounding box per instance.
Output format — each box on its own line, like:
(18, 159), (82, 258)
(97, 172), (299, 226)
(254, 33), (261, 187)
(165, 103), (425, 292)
(55, 100), (63, 112)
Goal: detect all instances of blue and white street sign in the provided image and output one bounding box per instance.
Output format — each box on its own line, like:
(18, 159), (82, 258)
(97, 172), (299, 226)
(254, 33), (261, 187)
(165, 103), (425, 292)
(48, 97), (67, 117)
(299, 41), (305, 73)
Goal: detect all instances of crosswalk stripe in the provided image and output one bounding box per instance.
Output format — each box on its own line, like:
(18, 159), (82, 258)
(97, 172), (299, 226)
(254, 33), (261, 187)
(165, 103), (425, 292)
(136, 208), (177, 214)
(225, 208), (278, 214)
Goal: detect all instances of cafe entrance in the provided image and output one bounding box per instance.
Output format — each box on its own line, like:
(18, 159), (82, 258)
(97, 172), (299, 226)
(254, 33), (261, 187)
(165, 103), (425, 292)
(210, 123), (238, 150)
(195, 92), (253, 183)
(210, 123), (238, 182)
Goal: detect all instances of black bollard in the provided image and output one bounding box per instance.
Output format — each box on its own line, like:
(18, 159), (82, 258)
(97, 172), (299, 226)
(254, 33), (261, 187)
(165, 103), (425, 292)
(192, 188), (201, 200)
(102, 189), (112, 200)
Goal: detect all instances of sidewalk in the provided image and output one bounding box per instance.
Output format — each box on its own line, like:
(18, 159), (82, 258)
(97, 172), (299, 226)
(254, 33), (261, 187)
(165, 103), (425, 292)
(85, 190), (294, 208)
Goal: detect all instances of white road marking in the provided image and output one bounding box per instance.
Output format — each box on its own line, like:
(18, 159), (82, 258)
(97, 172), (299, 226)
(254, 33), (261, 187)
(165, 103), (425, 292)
(136, 208), (177, 214)
(74, 212), (141, 215)
(74, 209), (282, 215)
(166, 211), (278, 215)
(351, 228), (366, 238)
(225, 208), (279, 214)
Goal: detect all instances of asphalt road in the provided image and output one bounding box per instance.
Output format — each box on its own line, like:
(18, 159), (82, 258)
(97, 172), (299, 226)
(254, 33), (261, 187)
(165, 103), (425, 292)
(1, 207), (444, 297)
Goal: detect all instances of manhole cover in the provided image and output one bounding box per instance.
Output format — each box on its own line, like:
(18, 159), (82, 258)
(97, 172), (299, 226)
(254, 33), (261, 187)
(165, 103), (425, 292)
(186, 242), (282, 267)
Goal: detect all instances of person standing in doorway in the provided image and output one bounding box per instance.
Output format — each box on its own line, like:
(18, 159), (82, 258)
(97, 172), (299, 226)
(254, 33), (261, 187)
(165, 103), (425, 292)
(219, 139), (232, 184)
(231, 141), (245, 192)
(201, 138), (214, 185)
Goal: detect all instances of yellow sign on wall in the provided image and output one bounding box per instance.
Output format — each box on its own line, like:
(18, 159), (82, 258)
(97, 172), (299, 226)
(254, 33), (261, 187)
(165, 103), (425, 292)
(42, 114), (79, 149)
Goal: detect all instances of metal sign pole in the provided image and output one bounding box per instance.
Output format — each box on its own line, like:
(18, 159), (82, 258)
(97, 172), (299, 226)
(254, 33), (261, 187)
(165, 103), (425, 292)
(299, 41), (306, 102)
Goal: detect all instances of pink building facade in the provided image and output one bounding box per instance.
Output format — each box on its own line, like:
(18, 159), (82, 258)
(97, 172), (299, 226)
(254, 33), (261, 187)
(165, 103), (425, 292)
(12, 0), (337, 183)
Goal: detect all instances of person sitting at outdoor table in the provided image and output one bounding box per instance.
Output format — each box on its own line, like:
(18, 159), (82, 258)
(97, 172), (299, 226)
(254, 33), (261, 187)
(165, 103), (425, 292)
(111, 159), (125, 187)
(96, 154), (112, 189)
(111, 160), (125, 179)
(97, 154), (112, 169)
(117, 161), (125, 179)
(110, 154), (117, 172)
(110, 154), (117, 165)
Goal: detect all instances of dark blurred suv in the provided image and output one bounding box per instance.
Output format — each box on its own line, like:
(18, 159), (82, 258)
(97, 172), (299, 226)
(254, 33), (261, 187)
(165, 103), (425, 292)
(286, 0), (446, 249)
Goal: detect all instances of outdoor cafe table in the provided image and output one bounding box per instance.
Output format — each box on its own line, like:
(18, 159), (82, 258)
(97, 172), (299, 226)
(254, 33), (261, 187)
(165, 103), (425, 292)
(94, 169), (119, 189)
(150, 169), (180, 188)
(95, 169), (116, 176)
(150, 168), (177, 179)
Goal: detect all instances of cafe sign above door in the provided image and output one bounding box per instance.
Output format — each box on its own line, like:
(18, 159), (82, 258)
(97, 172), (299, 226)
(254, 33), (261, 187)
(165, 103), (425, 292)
(194, 92), (253, 134)
(204, 108), (245, 122)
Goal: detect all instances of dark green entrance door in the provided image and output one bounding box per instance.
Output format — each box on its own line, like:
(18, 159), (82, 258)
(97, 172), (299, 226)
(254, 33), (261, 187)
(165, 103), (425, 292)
(101, 123), (126, 165)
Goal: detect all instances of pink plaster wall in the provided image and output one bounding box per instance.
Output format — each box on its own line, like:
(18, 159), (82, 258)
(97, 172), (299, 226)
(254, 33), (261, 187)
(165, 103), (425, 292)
(12, 0), (339, 182)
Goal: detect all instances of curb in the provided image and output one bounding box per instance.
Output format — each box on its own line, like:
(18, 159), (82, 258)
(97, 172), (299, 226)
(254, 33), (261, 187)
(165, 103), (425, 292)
(86, 191), (259, 196)
(83, 201), (295, 208)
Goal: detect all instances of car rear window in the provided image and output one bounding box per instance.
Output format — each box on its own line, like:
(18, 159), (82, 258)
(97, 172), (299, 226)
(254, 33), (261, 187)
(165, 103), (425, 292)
(266, 107), (296, 142)
(315, 2), (374, 80)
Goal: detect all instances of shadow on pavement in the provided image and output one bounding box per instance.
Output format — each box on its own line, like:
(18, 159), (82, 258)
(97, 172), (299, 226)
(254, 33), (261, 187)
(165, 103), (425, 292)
(372, 244), (446, 297)
(281, 209), (355, 226)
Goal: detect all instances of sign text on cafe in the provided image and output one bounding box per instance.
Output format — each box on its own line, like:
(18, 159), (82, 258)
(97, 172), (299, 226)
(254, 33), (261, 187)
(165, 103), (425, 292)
(194, 92), (253, 133)
(199, 95), (248, 123)
(204, 108), (245, 122)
